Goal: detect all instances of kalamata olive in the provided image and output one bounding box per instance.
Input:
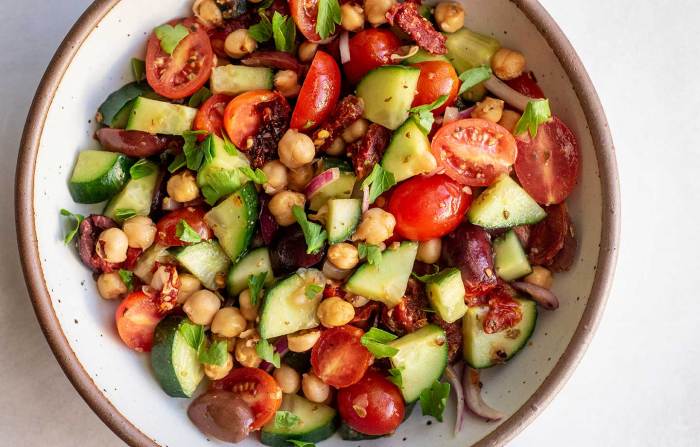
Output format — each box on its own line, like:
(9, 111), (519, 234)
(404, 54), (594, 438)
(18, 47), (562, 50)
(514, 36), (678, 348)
(441, 223), (497, 297)
(77, 215), (120, 273)
(187, 391), (254, 443)
(96, 128), (182, 158)
(258, 194), (279, 245)
(270, 226), (324, 274)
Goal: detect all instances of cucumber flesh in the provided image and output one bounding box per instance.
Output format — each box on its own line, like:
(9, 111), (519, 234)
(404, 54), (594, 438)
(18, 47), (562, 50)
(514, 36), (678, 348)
(126, 97), (197, 135)
(68, 150), (133, 204)
(444, 27), (501, 73)
(103, 160), (160, 223)
(261, 394), (338, 447)
(468, 174), (546, 229)
(171, 240), (231, 290)
(308, 171), (356, 211)
(381, 119), (437, 182)
(151, 316), (204, 398)
(317, 157), (353, 173)
(197, 134), (250, 205)
(357, 65), (420, 130)
(204, 182), (259, 262)
(98, 82), (150, 127)
(326, 198), (361, 243)
(227, 247), (275, 296)
(403, 48), (449, 64)
(210, 65), (274, 96)
(425, 268), (468, 324)
(133, 244), (174, 283)
(493, 230), (532, 281)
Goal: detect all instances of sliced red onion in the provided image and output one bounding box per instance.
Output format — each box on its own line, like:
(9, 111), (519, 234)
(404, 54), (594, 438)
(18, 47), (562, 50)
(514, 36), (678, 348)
(511, 281), (560, 310)
(458, 106), (475, 119)
(261, 337), (289, 373)
(484, 77), (536, 111)
(389, 45), (419, 62)
(322, 259), (353, 280)
(443, 107), (459, 125)
(463, 367), (504, 422)
(361, 185), (370, 213)
(339, 31), (351, 64)
(305, 168), (340, 199)
(445, 365), (465, 436)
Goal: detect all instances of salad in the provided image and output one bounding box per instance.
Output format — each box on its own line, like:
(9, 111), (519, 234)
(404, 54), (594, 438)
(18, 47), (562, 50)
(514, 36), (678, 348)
(61, 0), (580, 444)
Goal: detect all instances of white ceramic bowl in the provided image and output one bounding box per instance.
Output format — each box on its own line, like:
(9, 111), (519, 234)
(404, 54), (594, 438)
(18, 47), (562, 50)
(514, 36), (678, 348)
(16, 0), (619, 445)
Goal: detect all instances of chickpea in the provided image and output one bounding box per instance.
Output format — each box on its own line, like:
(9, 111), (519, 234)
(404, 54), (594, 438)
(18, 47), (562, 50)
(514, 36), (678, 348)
(499, 110), (522, 135)
(235, 333), (262, 368)
(238, 288), (260, 322)
(183, 290), (221, 325)
(352, 208), (396, 245)
(434, 2), (465, 33)
(278, 129), (316, 169)
(96, 272), (127, 300)
(261, 160), (289, 195)
(274, 365), (301, 394)
(341, 119), (369, 144)
(287, 329), (321, 352)
(167, 170), (200, 203)
(298, 42), (319, 63)
(341, 3), (365, 32)
(317, 296), (356, 328)
(224, 29), (257, 59)
(193, 0), (223, 27)
(96, 228), (129, 263)
(364, 0), (395, 26)
(211, 307), (247, 338)
(325, 137), (346, 157)
(417, 238), (442, 264)
(122, 216), (156, 250)
(177, 274), (202, 304)
(274, 70), (301, 98)
(471, 97), (505, 123)
(491, 48), (526, 81)
(268, 190), (306, 226)
(302, 373), (330, 403)
(328, 243), (359, 270)
(150, 264), (178, 291)
(288, 165), (314, 192)
(203, 353), (234, 380)
(524, 266), (553, 289)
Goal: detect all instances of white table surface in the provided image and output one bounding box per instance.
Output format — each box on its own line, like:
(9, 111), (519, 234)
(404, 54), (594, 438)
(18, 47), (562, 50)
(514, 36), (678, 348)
(2, 0), (698, 445)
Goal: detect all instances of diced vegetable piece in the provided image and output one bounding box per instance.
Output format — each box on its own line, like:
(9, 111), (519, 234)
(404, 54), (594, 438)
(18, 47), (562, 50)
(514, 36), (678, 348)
(197, 134), (250, 205)
(424, 268), (468, 323)
(227, 247), (274, 296)
(204, 182), (259, 262)
(357, 66), (420, 130)
(126, 97), (197, 135)
(493, 230), (532, 281)
(468, 174), (546, 229)
(171, 240), (231, 290)
(326, 198), (362, 243)
(151, 316), (204, 398)
(444, 27), (501, 73)
(308, 171), (356, 211)
(381, 119), (436, 182)
(103, 160), (160, 223)
(68, 150), (133, 203)
(261, 394), (338, 447)
(210, 65), (274, 96)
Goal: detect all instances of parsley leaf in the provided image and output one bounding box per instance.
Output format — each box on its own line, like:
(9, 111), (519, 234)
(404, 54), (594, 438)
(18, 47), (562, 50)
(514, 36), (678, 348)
(222, 134), (238, 156)
(130, 159), (155, 180)
(272, 12), (297, 53)
(388, 367), (403, 388)
(154, 23), (190, 55)
(360, 327), (399, 358)
(201, 134), (215, 165)
(118, 269), (134, 292)
(409, 95), (448, 133)
(176, 219), (202, 244)
(256, 338), (281, 368)
(115, 209), (137, 221)
(274, 411), (301, 429)
(59, 209), (84, 244)
(292, 205), (328, 254)
(457, 66), (492, 96)
(357, 243), (382, 265)
(178, 320), (205, 352)
(182, 130), (209, 171)
(419, 380), (451, 422)
(514, 99), (552, 138)
(247, 272), (267, 306)
(305, 283), (323, 299)
(249, 11), (273, 43)
(287, 441), (315, 447)
(239, 166), (268, 184)
(411, 265), (443, 283)
(316, 0), (341, 40)
(168, 153), (186, 173)
(361, 164), (396, 205)
(131, 58), (146, 82)
(188, 86), (212, 108)
(198, 339), (228, 366)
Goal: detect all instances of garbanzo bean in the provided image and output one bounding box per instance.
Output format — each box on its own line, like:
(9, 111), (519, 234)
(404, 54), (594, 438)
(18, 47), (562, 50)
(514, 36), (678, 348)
(417, 238), (442, 264)
(491, 48), (526, 81)
(317, 297), (355, 328)
(434, 2), (465, 33)
(352, 208), (396, 245)
(96, 228), (129, 263)
(96, 272), (127, 300)
(278, 129), (315, 169)
(167, 170), (200, 203)
(211, 307), (247, 338)
(287, 329), (321, 352)
(224, 29), (257, 59)
(183, 290), (221, 325)
(327, 243), (359, 270)
(122, 216), (156, 250)
(203, 353), (234, 380)
(302, 373), (330, 403)
(274, 365), (301, 394)
(268, 190), (306, 226)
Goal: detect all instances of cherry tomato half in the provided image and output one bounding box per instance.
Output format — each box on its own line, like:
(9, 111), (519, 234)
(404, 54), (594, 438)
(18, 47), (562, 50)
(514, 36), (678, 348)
(194, 93), (233, 140)
(115, 291), (163, 352)
(155, 207), (213, 247)
(290, 0), (326, 43)
(210, 367), (283, 430)
(505, 71), (546, 99)
(337, 370), (405, 436)
(343, 29), (401, 84)
(290, 51), (341, 131)
(514, 117), (580, 205)
(411, 61), (459, 115)
(431, 118), (518, 187)
(311, 325), (373, 388)
(146, 19), (214, 99)
(387, 174), (471, 241)
(223, 90), (289, 149)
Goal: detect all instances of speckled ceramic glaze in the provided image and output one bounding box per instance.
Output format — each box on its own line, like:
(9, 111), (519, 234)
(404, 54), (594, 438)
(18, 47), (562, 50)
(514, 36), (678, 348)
(16, 0), (619, 446)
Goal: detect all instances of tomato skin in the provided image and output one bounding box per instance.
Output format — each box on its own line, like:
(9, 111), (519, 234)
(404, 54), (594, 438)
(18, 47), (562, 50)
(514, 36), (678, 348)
(483, 290), (523, 334)
(290, 51), (341, 131)
(210, 367), (283, 430)
(223, 90), (289, 149)
(289, 0), (324, 42)
(431, 118), (518, 187)
(343, 29), (402, 84)
(155, 207), (213, 247)
(311, 326), (373, 388)
(194, 94), (233, 140)
(387, 174), (471, 241)
(337, 370), (405, 436)
(505, 72), (546, 99)
(145, 19), (214, 99)
(411, 61), (459, 114)
(115, 291), (164, 352)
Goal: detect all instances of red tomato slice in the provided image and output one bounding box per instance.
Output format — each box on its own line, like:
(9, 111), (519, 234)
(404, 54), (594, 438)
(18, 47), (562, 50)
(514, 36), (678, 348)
(505, 71), (546, 99)
(514, 116), (580, 205)
(115, 291), (163, 352)
(528, 203), (569, 265)
(194, 94), (233, 140)
(337, 370), (405, 436)
(387, 174), (471, 241)
(311, 326), (373, 388)
(146, 19), (214, 99)
(343, 29), (401, 84)
(210, 367), (282, 430)
(290, 51), (341, 131)
(411, 61), (459, 115)
(431, 118), (518, 187)
(155, 207), (213, 247)
(289, 0), (326, 42)
(223, 90), (288, 149)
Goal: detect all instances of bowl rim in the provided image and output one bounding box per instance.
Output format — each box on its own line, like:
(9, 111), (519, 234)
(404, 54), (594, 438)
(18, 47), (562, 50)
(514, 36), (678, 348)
(14, 0), (620, 445)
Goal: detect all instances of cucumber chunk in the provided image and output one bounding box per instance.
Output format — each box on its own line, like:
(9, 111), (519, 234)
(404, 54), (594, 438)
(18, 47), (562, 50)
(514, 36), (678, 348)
(338, 402), (416, 441)
(103, 160), (160, 223)
(126, 97), (197, 135)
(326, 198), (361, 243)
(403, 48), (449, 64)
(261, 394), (338, 447)
(204, 182), (259, 262)
(68, 150), (133, 203)
(308, 171), (356, 211)
(151, 316), (204, 398)
(227, 247), (275, 296)
(317, 157), (353, 173)
(171, 240), (231, 290)
(344, 242), (418, 308)
(133, 244), (173, 283)
(463, 297), (537, 369)
(211, 65), (274, 96)
(197, 134), (250, 205)
(493, 230), (532, 281)
(97, 82), (150, 128)
(444, 27), (501, 72)
(424, 268), (468, 324)
(357, 65), (420, 130)
(381, 119), (437, 182)
(388, 325), (448, 402)
(468, 174), (546, 229)
(258, 269), (325, 339)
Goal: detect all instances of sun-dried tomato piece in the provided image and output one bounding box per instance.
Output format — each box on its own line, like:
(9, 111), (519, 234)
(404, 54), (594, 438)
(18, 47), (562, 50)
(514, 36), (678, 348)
(248, 97), (291, 168)
(386, 2), (447, 55)
(348, 124), (392, 178)
(381, 279), (429, 336)
(483, 289), (523, 334)
(312, 95), (364, 151)
(549, 217), (577, 272)
(529, 203), (569, 266)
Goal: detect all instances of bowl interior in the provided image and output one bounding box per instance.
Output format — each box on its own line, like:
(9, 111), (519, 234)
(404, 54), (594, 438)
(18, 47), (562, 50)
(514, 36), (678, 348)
(29, 0), (604, 445)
